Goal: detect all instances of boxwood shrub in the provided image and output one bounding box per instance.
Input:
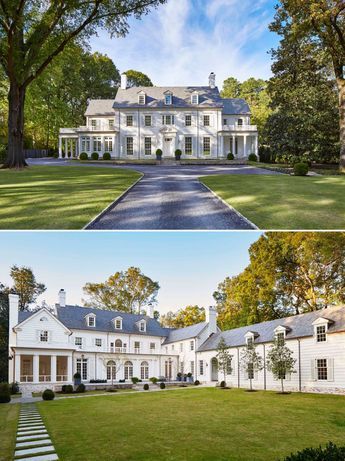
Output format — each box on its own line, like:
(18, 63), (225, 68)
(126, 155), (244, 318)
(103, 152), (111, 160)
(62, 384), (74, 393)
(227, 153), (234, 160)
(194, 380), (200, 386)
(79, 152), (88, 161)
(131, 377), (140, 384)
(160, 382), (166, 389)
(248, 153), (258, 162)
(293, 162), (309, 176)
(0, 383), (11, 403)
(75, 383), (86, 393)
(282, 442), (345, 460)
(149, 377), (158, 384)
(175, 149), (182, 160)
(143, 383), (149, 391)
(42, 389), (55, 401)
(91, 152), (99, 161)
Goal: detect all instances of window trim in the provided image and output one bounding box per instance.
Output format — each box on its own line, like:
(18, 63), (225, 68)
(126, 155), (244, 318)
(203, 137), (211, 155)
(126, 115), (134, 127)
(185, 114), (192, 126)
(39, 330), (49, 342)
(126, 137), (134, 156)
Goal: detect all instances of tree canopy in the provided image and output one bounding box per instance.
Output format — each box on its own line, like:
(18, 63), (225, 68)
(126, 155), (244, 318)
(10, 265), (46, 311)
(125, 69), (153, 87)
(83, 267), (160, 314)
(160, 305), (205, 328)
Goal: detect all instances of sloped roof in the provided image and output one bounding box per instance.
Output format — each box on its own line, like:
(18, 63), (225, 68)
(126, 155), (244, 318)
(222, 98), (251, 115)
(18, 305), (171, 337)
(197, 305), (345, 352)
(164, 322), (207, 344)
(84, 100), (115, 116)
(114, 86), (224, 109)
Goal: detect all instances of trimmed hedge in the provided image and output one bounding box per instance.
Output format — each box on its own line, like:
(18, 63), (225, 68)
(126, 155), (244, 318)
(248, 153), (258, 162)
(294, 162), (309, 176)
(79, 152), (88, 160)
(282, 442), (345, 460)
(91, 152), (99, 161)
(103, 152), (111, 160)
(0, 383), (11, 403)
(62, 384), (74, 393)
(42, 389), (55, 401)
(149, 377), (158, 384)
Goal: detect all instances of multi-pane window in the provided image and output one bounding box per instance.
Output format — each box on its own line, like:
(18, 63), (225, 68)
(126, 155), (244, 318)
(190, 340), (194, 351)
(124, 361), (133, 380)
(191, 94), (198, 104)
(203, 115), (210, 126)
(95, 338), (102, 347)
(144, 115), (152, 127)
(248, 363), (254, 380)
(150, 342), (156, 351)
(165, 94), (172, 105)
(93, 137), (102, 152)
(107, 360), (116, 380)
(134, 341), (140, 353)
(126, 137), (134, 155)
(317, 359), (328, 380)
(226, 357), (232, 375)
(91, 119), (97, 128)
(104, 137), (113, 152)
(237, 118), (243, 126)
(81, 137), (90, 152)
(126, 115), (133, 126)
(138, 94), (146, 105)
(76, 358), (88, 380)
(276, 332), (285, 346)
(144, 137), (152, 156)
(185, 115), (192, 126)
(87, 316), (95, 327)
(223, 119), (228, 125)
(139, 321), (146, 332)
(114, 319), (122, 329)
(162, 115), (175, 125)
(203, 137), (211, 155)
(40, 330), (48, 342)
(75, 337), (82, 346)
(199, 360), (204, 376)
(190, 361), (195, 376)
(108, 119), (114, 129)
(316, 325), (327, 342)
(185, 137), (192, 155)
(141, 361), (149, 380)
(180, 343), (183, 352)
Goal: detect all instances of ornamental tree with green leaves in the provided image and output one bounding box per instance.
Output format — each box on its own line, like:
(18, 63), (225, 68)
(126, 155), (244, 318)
(83, 266), (160, 314)
(0, 0), (165, 168)
(125, 69), (153, 87)
(266, 338), (296, 393)
(216, 337), (233, 387)
(271, 1), (345, 170)
(240, 341), (264, 391)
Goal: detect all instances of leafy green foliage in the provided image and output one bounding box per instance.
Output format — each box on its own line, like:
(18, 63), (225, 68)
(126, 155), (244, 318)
(79, 153), (88, 160)
(42, 389), (55, 400)
(0, 383), (10, 403)
(103, 152), (111, 161)
(216, 338), (233, 386)
(160, 306), (205, 328)
(124, 70), (153, 88)
(10, 266), (46, 311)
(159, 382), (165, 389)
(282, 442), (345, 461)
(75, 383), (85, 393)
(83, 267), (160, 313)
(227, 153), (234, 160)
(175, 149), (182, 159)
(266, 339), (296, 393)
(240, 343), (263, 390)
(91, 153), (99, 161)
(143, 384), (149, 391)
(248, 154), (258, 162)
(294, 163), (309, 176)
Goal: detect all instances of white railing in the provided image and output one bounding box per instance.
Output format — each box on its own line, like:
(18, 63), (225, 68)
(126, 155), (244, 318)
(20, 375), (33, 382)
(134, 348), (140, 354)
(56, 375), (68, 382)
(222, 125), (258, 132)
(39, 375), (51, 382)
(77, 125), (116, 132)
(114, 347), (127, 353)
(60, 128), (78, 134)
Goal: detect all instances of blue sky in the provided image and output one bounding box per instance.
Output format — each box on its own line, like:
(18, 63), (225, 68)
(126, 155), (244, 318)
(90, 0), (279, 87)
(0, 232), (261, 313)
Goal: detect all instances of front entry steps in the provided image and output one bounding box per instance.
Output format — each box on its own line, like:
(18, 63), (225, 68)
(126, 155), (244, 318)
(14, 404), (59, 460)
(157, 158), (181, 166)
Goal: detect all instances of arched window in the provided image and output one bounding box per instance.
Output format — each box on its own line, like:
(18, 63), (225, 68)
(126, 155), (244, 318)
(141, 361), (149, 380)
(115, 339), (122, 352)
(107, 360), (116, 381)
(124, 361), (133, 380)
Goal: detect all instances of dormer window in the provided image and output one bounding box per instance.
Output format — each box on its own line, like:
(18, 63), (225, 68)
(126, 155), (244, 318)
(274, 326), (290, 345)
(244, 331), (258, 346)
(316, 325), (327, 342)
(164, 92), (172, 105)
(86, 314), (96, 327)
(113, 317), (122, 330)
(138, 92), (146, 105)
(191, 93), (199, 105)
(139, 320), (146, 332)
(247, 337), (253, 346)
(276, 332), (285, 346)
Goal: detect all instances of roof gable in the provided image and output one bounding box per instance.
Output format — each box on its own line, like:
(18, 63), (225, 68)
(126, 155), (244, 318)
(16, 308), (71, 334)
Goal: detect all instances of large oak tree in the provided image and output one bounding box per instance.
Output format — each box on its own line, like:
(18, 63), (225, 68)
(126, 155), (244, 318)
(0, 0), (165, 168)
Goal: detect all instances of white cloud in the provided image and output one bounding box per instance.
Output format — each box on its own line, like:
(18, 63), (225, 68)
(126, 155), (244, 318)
(90, 0), (277, 87)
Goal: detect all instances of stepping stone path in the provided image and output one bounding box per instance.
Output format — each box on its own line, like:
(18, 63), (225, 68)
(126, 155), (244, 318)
(14, 404), (59, 461)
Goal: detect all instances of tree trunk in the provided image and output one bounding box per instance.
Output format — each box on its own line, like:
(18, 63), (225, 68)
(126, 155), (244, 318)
(281, 378), (284, 393)
(250, 378), (252, 391)
(338, 78), (345, 172)
(3, 81), (27, 169)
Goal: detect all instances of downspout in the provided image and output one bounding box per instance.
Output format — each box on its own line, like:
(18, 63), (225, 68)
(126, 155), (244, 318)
(197, 109), (199, 158)
(298, 339), (302, 392)
(95, 352), (97, 380)
(237, 347), (240, 388)
(138, 109), (140, 160)
(263, 344), (266, 390)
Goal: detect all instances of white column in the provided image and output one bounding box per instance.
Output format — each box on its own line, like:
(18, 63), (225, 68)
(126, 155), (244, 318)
(64, 139), (68, 158)
(67, 355), (73, 383)
(255, 134), (259, 156)
(244, 135), (247, 158)
(33, 354), (39, 383)
(232, 136), (236, 157)
(51, 355), (57, 382)
(220, 136), (224, 158)
(15, 353), (21, 382)
(58, 137), (62, 158)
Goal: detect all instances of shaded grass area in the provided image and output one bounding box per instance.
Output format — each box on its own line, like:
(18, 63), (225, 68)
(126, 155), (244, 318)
(0, 403), (19, 461)
(201, 174), (345, 229)
(0, 166), (141, 229)
(38, 388), (345, 461)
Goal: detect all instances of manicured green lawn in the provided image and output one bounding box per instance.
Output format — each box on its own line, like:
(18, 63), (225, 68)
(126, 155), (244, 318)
(35, 388), (345, 461)
(0, 403), (18, 461)
(201, 174), (345, 229)
(0, 166), (141, 229)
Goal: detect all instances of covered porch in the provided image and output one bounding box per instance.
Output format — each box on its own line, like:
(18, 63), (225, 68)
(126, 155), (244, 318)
(15, 353), (73, 384)
(219, 130), (258, 159)
(58, 129), (79, 159)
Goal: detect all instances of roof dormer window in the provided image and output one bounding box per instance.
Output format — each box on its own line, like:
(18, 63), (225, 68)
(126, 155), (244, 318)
(138, 91), (146, 105)
(274, 325), (290, 345)
(138, 320), (146, 332)
(113, 317), (122, 330)
(244, 331), (258, 346)
(312, 317), (333, 343)
(191, 92), (199, 105)
(164, 92), (172, 105)
(86, 314), (96, 327)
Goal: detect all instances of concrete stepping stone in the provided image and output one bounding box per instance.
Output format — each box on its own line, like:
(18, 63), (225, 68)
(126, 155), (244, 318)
(18, 422), (43, 427)
(19, 418), (42, 423)
(17, 430), (48, 437)
(14, 454), (58, 461)
(16, 434), (50, 442)
(16, 439), (52, 448)
(14, 445), (54, 457)
(17, 426), (45, 432)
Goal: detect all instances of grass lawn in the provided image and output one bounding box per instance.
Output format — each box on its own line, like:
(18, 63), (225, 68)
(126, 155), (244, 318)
(34, 388), (345, 461)
(201, 174), (345, 229)
(0, 166), (141, 229)
(0, 403), (19, 461)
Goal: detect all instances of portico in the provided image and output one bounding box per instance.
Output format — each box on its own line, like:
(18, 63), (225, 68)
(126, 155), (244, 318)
(220, 128), (259, 158)
(14, 351), (73, 384)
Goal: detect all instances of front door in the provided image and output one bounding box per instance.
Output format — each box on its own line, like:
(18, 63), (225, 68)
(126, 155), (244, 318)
(163, 137), (174, 157)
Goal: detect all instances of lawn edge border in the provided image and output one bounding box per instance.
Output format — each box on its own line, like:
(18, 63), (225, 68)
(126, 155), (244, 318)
(83, 173), (144, 230)
(199, 180), (259, 230)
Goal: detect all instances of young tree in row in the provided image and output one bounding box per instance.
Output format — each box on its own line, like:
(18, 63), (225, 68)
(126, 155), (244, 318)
(0, 0), (166, 168)
(216, 337), (233, 387)
(83, 267), (160, 314)
(10, 265), (46, 311)
(266, 337), (296, 394)
(240, 341), (264, 391)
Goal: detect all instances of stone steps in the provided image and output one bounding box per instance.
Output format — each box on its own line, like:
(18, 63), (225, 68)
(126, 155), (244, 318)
(14, 404), (59, 461)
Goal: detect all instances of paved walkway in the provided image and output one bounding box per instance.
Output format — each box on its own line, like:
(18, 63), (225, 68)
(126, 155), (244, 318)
(14, 404), (58, 460)
(28, 159), (278, 230)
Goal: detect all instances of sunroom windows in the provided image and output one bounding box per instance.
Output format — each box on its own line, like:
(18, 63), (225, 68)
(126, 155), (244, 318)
(81, 137), (90, 152)
(104, 137), (113, 152)
(93, 137), (102, 152)
(144, 137), (152, 156)
(126, 137), (134, 155)
(185, 137), (192, 155)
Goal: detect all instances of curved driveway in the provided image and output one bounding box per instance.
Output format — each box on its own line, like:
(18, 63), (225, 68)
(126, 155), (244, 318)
(29, 159), (278, 230)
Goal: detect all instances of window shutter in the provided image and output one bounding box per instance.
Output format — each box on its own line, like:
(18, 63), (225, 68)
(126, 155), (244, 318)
(311, 360), (316, 381)
(327, 358), (334, 382)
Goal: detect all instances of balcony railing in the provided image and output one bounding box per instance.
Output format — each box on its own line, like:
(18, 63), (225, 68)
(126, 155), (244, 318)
(222, 125), (258, 132)
(77, 125), (117, 132)
(39, 375), (51, 382)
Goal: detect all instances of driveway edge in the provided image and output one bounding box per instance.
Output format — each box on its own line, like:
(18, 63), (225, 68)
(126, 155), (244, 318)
(83, 174), (144, 230)
(199, 180), (259, 230)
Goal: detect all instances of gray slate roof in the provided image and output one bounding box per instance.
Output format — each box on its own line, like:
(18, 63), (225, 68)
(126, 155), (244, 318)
(84, 99), (115, 116)
(197, 305), (345, 352)
(18, 305), (171, 337)
(114, 86), (224, 109)
(222, 98), (251, 115)
(164, 322), (207, 344)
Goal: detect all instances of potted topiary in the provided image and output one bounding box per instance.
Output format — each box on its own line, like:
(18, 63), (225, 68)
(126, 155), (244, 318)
(175, 149), (182, 160)
(73, 372), (81, 386)
(156, 149), (163, 160)
(187, 373), (193, 383)
(177, 372), (182, 382)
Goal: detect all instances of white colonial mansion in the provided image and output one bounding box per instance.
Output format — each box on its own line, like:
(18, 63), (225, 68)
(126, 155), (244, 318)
(8, 290), (345, 395)
(58, 73), (258, 160)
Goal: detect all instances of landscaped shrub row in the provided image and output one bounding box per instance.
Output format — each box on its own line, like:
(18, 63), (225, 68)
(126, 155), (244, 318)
(281, 442), (345, 460)
(90, 379), (107, 384)
(248, 153), (258, 162)
(61, 384), (74, 393)
(79, 152), (112, 161)
(0, 383), (11, 403)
